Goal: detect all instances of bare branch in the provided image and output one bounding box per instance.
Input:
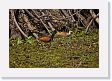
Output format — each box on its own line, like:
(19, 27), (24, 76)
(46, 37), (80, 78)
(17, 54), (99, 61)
(85, 13), (99, 33)
(10, 10), (28, 38)
(21, 9), (38, 38)
(31, 9), (52, 35)
(90, 10), (99, 24)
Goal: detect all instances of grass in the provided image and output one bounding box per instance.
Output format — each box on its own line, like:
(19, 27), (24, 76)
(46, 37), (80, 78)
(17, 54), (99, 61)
(9, 27), (99, 68)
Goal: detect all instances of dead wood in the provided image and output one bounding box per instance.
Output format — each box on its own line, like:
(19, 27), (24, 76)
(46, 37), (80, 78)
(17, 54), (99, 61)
(9, 9), (99, 39)
(31, 9), (52, 35)
(90, 10), (99, 24)
(21, 9), (38, 38)
(85, 13), (99, 33)
(10, 10), (28, 38)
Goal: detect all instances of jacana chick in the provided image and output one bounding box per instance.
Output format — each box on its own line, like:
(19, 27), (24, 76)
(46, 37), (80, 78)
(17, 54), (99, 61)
(37, 30), (57, 42)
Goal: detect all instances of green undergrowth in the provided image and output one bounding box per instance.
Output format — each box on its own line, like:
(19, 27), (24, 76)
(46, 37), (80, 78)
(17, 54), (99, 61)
(9, 27), (99, 68)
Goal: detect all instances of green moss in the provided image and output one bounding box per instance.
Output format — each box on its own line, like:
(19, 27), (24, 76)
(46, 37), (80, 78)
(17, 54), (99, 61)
(9, 28), (99, 68)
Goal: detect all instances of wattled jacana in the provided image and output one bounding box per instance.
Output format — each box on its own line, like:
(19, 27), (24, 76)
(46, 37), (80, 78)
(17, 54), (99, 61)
(37, 30), (57, 42)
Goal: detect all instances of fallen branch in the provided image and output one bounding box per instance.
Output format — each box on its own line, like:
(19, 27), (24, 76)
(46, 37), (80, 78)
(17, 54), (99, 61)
(21, 9), (38, 38)
(76, 11), (87, 28)
(10, 10), (28, 38)
(68, 10), (76, 23)
(90, 10), (99, 24)
(31, 9), (52, 35)
(85, 13), (99, 33)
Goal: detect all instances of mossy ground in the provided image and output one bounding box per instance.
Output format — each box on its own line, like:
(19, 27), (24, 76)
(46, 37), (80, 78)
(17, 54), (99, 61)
(9, 28), (99, 68)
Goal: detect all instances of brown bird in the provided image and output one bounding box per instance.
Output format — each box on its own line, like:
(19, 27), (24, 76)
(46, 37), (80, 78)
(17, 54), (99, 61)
(56, 31), (73, 37)
(37, 30), (57, 42)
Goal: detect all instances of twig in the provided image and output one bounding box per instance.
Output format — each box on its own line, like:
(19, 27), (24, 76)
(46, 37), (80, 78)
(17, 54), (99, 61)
(76, 11), (87, 28)
(47, 22), (55, 31)
(21, 9), (38, 38)
(85, 13), (99, 33)
(31, 9), (52, 35)
(90, 10), (99, 24)
(10, 10), (28, 38)
(45, 10), (57, 31)
(68, 10), (76, 22)
(61, 9), (71, 21)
